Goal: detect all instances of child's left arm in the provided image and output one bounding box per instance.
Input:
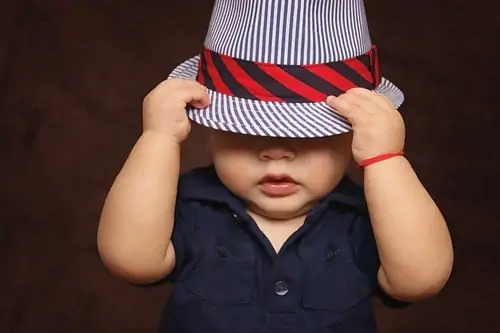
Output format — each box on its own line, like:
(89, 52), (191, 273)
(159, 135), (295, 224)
(327, 89), (454, 302)
(363, 154), (453, 302)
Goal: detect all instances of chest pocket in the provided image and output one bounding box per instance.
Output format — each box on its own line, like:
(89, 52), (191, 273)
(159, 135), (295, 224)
(186, 240), (256, 306)
(301, 245), (372, 312)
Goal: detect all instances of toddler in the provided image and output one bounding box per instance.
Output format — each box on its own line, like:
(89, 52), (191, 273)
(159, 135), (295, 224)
(97, 1), (453, 332)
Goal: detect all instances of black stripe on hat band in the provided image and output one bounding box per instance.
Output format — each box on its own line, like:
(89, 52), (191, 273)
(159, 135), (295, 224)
(357, 53), (371, 68)
(210, 51), (255, 99)
(326, 61), (374, 89)
(234, 59), (308, 102)
(279, 65), (346, 97)
(200, 57), (215, 93)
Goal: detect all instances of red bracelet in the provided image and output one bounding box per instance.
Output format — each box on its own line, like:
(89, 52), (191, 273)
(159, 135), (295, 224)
(357, 152), (404, 167)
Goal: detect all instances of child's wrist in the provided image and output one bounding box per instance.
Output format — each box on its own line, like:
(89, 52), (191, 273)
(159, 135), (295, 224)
(139, 130), (183, 155)
(360, 155), (409, 179)
(142, 130), (183, 146)
(357, 152), (405, 168)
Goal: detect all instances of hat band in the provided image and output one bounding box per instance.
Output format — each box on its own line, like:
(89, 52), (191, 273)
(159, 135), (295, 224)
(196, 45), (381, 103)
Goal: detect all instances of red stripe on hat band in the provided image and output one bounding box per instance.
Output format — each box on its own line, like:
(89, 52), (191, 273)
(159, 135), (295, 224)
(369, 45), (381, 86)
(196, 56), (205, 85)
(257, 65), (327, 102)
(204, 50), (232, 95)
(306, 65), (357, 92)
(345, 58), (373, 83)
(196, 45), (381, 103)
(220, 55), (285, 103)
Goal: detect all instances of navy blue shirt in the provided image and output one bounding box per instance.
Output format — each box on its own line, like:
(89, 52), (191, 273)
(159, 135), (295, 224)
(158, 165), (406, 333)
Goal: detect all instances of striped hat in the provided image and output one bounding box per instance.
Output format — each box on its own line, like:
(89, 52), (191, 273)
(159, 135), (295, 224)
(168, 0), (404, 138)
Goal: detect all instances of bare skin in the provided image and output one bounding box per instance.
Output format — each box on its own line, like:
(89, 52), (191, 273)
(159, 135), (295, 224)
(97, 79), (209, 284)
(328, 90), (453, 301)
(97, 79), (453, 302)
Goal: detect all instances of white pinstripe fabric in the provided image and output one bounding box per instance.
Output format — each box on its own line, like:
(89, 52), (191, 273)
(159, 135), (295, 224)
(205, 0), (371, 65)
(168, 0), (405, 138)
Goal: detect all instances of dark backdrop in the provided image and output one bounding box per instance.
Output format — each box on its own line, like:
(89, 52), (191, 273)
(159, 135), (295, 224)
(1, 0), (499, 332)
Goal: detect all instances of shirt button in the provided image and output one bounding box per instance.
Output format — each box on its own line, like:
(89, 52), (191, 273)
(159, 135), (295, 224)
(216, 245), (229, 257)
(275, 280), (289, 296)
(325, 248), (340, 261)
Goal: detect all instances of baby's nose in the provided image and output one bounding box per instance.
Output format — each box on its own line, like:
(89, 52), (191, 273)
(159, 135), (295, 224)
(258, 146), (295, 160)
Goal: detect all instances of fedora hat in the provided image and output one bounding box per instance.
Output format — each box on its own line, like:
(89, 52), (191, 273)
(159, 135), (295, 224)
(168, 0), (404, 138)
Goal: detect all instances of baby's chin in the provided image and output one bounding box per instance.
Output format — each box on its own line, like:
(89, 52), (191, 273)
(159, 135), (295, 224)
(246, 196), (315, 221)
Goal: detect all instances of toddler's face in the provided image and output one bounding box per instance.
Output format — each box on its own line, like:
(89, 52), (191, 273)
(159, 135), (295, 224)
(209, 130), (352, 220)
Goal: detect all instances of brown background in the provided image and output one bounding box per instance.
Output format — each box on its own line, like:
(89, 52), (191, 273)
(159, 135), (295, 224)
(1, 0), (499, 332)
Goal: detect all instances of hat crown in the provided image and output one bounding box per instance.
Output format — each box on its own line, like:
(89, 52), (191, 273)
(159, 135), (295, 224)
(204, 0), (372, 66)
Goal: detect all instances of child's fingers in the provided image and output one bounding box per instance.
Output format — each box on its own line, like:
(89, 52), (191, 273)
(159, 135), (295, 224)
(326, 95), (364, 125)
(164, 79), (210, 108)
(348, 87), (393, 112)
(188, 85), (211, 108)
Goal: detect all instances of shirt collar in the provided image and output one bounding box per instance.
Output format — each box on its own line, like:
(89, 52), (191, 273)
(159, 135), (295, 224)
(178, 164), (367, 214)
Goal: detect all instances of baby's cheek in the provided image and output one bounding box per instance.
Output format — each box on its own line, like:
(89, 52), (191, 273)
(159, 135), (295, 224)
(302, 159), (347, 194)
(215, 162), (252, 191)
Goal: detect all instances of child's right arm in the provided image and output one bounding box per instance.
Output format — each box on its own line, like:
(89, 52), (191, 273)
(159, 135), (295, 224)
(97, 79), (210, 284)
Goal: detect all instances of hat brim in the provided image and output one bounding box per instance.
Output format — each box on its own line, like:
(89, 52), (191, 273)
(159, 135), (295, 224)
(168, 55), (404, 138)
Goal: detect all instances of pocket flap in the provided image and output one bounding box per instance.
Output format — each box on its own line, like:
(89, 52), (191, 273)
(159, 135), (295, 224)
(302, 261), (371, 311)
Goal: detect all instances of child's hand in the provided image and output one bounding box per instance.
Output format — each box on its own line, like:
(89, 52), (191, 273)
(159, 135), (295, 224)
(326, 88), (405, 163)
(142, 78), (210, 143)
